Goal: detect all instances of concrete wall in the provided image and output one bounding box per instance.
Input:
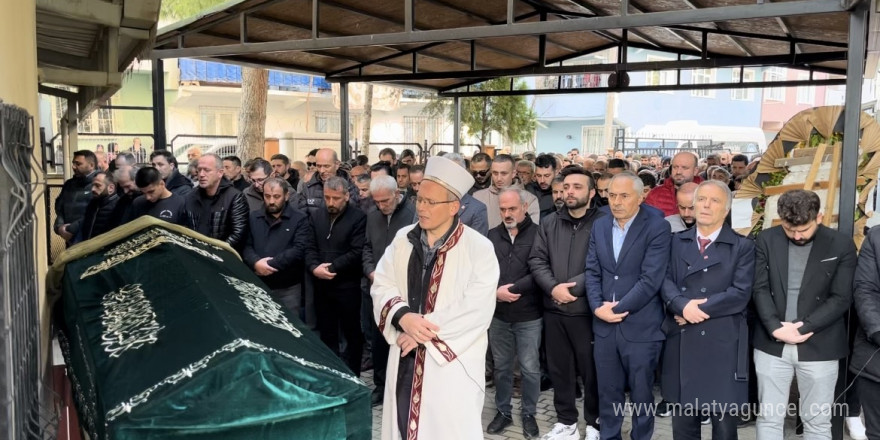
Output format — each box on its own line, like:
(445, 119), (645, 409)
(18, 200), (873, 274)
(0, 0), (49, 369)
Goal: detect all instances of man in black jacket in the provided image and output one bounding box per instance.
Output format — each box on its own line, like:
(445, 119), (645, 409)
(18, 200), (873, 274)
(306, 175), (367, 375)
(298, 148), (359, 217)
(271, 153), (300, 192)
(131, 167), (192, 227)
(222, 155), (249, 192)
(753, 189), (856, 439)
(854, 225), (880, 439)
(526, 154), (558, 220)
(528, 166), (605, 440)
(71, 171), (118, 244)
(486, 189), (542, 439)
(363, 175), (416, 404)
(185, 153), (249, 250)
(54, 150), (97, 245)
(243, 177), (311, 318)
(150, 150), (193, 197)
(110, 165), (140, 227)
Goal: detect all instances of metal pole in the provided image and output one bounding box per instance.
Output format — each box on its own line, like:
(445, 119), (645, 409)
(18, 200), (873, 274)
(151, 58), (167, 151)
(838, 2), (866, 237)
(453, 96), (461, 154)
(340, 82), (350, 162)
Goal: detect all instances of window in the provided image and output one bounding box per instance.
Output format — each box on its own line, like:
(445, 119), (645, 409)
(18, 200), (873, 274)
(200, 106), (238, 136)
(404, 116), (445, 146)
(314, 111), (341, 134)
(730, 69), (755, 101)
(763, 67), (786, 102)
(646, 55), (675, 93)
(581, 125), (620, 156)
(80, 107), (114, 133)
(797, 72), (815, 105)
(691, 69), (716, 98)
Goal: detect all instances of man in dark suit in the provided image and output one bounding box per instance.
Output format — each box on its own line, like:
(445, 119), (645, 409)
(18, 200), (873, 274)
(753, 189), (856, 440)
(586, 172), (671, 440)
(660, 180), (754, 440)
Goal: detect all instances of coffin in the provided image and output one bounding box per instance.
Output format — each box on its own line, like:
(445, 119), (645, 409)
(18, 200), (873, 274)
(47, 217), (371, 440)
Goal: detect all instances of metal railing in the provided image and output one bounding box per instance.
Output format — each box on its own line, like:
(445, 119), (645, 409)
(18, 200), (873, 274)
(0, 101), (45, 438)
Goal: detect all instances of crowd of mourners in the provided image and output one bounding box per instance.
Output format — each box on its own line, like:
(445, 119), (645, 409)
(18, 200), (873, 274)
(54, 144), (880, 440)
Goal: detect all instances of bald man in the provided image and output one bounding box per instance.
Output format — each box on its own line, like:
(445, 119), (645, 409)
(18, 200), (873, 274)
(665, 182), (699, 233)
(645, 152), (702, 217)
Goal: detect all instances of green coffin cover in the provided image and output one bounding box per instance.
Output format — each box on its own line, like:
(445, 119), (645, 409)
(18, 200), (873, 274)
(48, 218), (371, 440)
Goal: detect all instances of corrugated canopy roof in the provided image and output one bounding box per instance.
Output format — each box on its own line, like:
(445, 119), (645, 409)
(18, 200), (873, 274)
(153, 0), (869, 94)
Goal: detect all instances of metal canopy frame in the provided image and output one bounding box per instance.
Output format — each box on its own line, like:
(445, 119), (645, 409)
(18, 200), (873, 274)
(152, 0), (873, 237)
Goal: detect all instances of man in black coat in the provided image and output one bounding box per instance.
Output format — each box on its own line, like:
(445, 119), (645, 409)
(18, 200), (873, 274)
(54, 150), (97, 246)
(526, 154), (558, 220)
(486, 189), (542, 439)
(660, 181), (754, 440)
(150, 150), (193, 197)
(185, 153), (249, 250)
(71, 171), (118, 244)
(363, 175), (416, 405)
(528, 166), (605, 440)
(297, 148), (359, 217)
(853, 225), (880, 439)
(242, 177), (311, 319)
(306, 175), (367, 375)
(753, 189), (856, 439)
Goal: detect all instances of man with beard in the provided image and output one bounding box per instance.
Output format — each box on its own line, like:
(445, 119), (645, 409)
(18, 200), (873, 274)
(306, 176), (367, 375)
(753, 190), (856, 439)
(71, 171), (119, 243)
(298, 148), (359, 217)
(363, 175), (416, 405)
(150, 150), (193, 197)
(185, 153), (249, 249)
(665, 182), (699, 232)
(473, 154), (539, 229)
(530, 166), (605, 440)
(271, 153), (300, 192)
(593, 172), (612, 207)
(551, 176), (565, 212)
(371, 156), (498, 440)
(468, 152), (492, 195)
(526, 154), (558, 219)
(223, 155), (249, 191)
(243, 159), (272, 211)
(407, 165), (424, 202)
(131, 167), (192, 227)
(486, 189), (542, 438)
(243, 177), (311, 318)
(54, 150), (97, 246)
(646, 152), (702, 216)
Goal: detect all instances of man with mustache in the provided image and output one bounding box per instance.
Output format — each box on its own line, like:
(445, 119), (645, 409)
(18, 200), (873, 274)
(646, 152), (702, 217)
(665, 182), (699, 232)
(752, 189), (856, 439)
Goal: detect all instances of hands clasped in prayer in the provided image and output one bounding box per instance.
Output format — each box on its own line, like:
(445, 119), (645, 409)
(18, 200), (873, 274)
(398, 313), (440, 356)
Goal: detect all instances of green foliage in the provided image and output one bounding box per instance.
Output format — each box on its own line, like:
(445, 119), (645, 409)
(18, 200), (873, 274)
(422, 78), (537, 147)
(161, 0), (229, 20)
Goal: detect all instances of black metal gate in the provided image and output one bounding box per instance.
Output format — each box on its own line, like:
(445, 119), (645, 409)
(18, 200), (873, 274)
(0, 101), (43, 438)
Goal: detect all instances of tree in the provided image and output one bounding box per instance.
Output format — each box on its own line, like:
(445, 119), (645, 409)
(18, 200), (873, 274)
(237, 68), (268, 161)
(162, 0), (269, 160)
(422, 78), (536, 148)
(362, 84), (373, 158)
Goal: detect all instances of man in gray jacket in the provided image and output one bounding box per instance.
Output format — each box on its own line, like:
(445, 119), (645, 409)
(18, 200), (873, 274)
(363, 175), (416, 406)
(528, 166), (605, 440)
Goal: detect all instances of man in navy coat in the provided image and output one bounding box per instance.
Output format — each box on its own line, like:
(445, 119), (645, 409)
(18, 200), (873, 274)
(586, 172), (671, 440)
(660, 180), (754, 440)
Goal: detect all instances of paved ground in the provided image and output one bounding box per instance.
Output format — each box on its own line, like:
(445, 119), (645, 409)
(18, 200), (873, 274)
(362, 369), (848, 440)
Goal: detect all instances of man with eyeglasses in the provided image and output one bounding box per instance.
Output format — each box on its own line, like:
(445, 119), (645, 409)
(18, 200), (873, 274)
(468, 152), (493, 195)
(372, 155), (499, 440)
(243, 159), (273, 211)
